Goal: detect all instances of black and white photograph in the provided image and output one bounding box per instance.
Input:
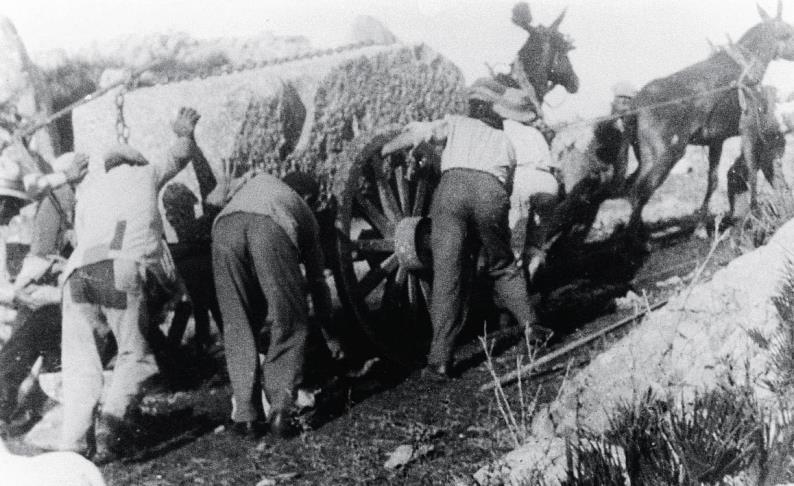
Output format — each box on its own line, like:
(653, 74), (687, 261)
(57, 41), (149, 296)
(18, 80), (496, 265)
(2, 0), (794, 484)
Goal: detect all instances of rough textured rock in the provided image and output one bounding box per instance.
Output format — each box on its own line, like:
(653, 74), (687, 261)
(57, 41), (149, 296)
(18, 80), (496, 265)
(0, 17), (60, 159)
(479, 219), (794, 484)
(72, 43), (465, 198)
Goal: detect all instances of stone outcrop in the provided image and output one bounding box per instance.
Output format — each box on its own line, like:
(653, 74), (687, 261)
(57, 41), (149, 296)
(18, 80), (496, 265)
(478, 218), (794, 484)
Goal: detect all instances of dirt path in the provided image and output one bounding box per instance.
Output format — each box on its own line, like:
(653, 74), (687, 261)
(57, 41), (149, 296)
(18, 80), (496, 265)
(77, 220), (740, 486)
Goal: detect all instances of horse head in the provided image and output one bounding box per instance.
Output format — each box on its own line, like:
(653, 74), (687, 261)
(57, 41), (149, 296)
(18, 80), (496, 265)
(509, 2), (579, 103)
(740, 1), (794, 62)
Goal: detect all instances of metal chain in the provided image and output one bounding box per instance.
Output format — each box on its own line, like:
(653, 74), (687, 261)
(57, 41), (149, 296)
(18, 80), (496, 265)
(128, 40), (379, 92)
(115, 85), (130, 144)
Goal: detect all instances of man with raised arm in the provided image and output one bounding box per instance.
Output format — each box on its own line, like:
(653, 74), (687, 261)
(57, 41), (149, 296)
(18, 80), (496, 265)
(57, 107), (200, 463)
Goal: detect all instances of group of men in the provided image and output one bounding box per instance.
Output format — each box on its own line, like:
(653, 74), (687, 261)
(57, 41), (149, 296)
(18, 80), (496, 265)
(0, 75), (641, 463)
(0, 106), (343, 463)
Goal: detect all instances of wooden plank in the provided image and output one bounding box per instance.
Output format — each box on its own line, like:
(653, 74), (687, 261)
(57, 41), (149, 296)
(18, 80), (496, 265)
(480, 299), (669, 392)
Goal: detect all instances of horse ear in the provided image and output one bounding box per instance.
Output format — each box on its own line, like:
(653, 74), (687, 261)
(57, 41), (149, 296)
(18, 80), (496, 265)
(758, 3), (772, 21)
(511, 2), (533, 32)
(550, 8), (567, 31)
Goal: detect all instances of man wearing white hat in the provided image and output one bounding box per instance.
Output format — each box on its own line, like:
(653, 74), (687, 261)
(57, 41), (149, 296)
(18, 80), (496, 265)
(382, 78), (554, 379)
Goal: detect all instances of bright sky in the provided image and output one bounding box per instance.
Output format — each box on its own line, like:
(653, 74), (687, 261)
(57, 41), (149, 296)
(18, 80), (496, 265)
(6, 0), (794, 121)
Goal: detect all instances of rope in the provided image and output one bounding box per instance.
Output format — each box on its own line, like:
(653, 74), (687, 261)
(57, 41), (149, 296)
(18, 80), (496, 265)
(549, 81), (747, 132)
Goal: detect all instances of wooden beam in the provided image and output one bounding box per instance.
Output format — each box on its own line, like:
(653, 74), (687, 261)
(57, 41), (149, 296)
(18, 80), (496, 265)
(480, 299), (669, 392)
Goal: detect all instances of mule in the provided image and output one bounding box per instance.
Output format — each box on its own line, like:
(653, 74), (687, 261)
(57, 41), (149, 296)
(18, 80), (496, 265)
(620, 1), (794, 237)
(728, 85), (788, 216)
(500, 2), (579, 104)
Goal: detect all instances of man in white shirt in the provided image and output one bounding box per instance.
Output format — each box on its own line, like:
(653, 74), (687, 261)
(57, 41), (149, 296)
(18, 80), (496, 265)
(382, 78), (554, 379)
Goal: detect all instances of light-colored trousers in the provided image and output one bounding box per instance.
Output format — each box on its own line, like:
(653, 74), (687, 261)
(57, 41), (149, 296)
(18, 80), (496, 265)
(509, 167), (561, 250)
(59, 259), (158, 452)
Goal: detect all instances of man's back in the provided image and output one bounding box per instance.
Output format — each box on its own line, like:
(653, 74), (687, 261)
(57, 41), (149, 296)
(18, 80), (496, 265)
(69, 165), (163, 273)
(217, 173), (318, 256)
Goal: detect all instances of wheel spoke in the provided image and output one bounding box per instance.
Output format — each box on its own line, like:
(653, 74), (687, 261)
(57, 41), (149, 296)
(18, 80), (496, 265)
(407, 273), (419, 309)
(395, 265), (407, 287)
(355, 194), (394, 238)
(353, 238), (395, 253)
(418, 276), (432, 309)
(376, 172), (403, 222)
(358, 253), (398, 298)
(394, 165), (410, 215)
(412, 177), (428, 217)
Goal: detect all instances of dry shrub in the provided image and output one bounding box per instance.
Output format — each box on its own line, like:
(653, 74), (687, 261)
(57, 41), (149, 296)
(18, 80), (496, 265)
(605, 389), (680, 485)
(769, 260), (794, 392)
(666, 387), (762, 484)
(562, 386), (762, 485)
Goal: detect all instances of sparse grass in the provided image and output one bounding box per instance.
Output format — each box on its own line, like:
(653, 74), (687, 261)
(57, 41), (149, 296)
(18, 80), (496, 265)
(480, 323), (563, 449)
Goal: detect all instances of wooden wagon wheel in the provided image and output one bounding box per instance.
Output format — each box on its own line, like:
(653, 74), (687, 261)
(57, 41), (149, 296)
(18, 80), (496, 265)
(330, 127), (443, 366)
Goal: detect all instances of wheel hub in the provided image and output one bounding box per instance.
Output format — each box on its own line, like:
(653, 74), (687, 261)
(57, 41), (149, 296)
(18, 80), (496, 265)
(394, 216), (432, 270)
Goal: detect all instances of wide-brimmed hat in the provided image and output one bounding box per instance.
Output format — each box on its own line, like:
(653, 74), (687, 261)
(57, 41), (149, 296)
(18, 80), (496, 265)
(468, 78), (539, 123)
(103, 144), (149, 172)
(468, 77), (507, 104)
(492, 87), (540, 123)
(612, 81), (638, 99)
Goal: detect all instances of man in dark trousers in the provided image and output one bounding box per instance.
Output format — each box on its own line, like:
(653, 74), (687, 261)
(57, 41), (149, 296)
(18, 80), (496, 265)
(382, 78), (553, 379)
(211, 170), (342, 439)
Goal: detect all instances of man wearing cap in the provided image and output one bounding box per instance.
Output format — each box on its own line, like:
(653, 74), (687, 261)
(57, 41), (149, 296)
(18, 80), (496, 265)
(58, 107), (200, 462)
(611, 81), (637, 120)
(0, 151), (89, 431)
(211, 169), (343, 439)
(381, 78), (554, 379)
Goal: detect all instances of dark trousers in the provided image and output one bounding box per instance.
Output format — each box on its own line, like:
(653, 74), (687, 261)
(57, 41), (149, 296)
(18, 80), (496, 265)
(167, 243), (223, 348)
(212, 213), (309, 422)
(429, 169), (537, 366)
(0, 305), (61, 422)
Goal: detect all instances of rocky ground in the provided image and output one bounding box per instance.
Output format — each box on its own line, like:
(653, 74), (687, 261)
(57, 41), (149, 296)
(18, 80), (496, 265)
(1, 159), (751, 485)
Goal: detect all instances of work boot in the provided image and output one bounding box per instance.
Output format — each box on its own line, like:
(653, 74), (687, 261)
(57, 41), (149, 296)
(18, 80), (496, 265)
(422, 360), (453, 382)
(92, 414), (137, 465)
(268, 408), (299, 439)
(228, 419), (267, 440)
(524, 323), (554, 348)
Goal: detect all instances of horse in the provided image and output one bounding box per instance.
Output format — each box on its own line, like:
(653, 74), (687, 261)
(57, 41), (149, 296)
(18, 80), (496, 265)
(619, 0), (794, 238)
